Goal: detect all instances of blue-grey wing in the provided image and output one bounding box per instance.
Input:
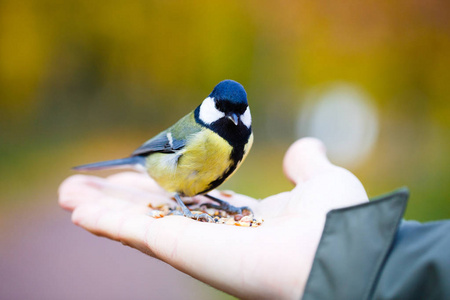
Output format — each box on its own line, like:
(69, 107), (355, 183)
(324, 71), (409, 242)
(131, 130), (186, 156)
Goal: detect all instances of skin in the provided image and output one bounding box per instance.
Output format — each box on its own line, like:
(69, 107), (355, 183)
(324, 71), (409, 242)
(59, 137), (368, 299)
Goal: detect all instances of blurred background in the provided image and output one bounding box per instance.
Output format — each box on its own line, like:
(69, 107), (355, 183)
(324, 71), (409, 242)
(1, 0), (449, 299)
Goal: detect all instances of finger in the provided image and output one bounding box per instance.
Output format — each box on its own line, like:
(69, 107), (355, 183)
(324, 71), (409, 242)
(71, 203), (154, 254)
(71, 203), (229, 262)
(282, 137), (332, 184)
(59, 174), (139, 212)
(58, 175), (105, 211)
(59, 174), (172, 212)
(99, 177), (172, 207)
(106, 172), (168, 195)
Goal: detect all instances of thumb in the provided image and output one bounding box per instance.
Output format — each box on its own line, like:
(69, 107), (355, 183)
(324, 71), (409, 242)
(282, 138), (369, 213)
(283, 137), (332, 185)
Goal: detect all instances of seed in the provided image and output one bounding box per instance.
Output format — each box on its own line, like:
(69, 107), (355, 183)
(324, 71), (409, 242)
(234, 214), (243, 221)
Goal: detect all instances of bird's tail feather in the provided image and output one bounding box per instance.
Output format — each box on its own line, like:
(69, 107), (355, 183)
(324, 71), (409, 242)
(72, 156), (146, 171)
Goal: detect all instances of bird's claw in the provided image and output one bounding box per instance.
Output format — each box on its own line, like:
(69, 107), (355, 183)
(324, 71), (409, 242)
(169, 205), (214, 222)
(203, 194), (254, 216)
(201, 203), (253, 216)
(192, 212), (214, 222)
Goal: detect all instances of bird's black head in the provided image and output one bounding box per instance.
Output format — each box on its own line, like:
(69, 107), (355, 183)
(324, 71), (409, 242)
(195, 80), (252, 146)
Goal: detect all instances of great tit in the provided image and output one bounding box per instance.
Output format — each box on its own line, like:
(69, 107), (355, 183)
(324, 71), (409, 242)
(73, 80), (253, 221)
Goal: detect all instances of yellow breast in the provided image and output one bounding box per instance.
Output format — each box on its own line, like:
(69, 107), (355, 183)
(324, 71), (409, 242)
(145, 129), (236, 197)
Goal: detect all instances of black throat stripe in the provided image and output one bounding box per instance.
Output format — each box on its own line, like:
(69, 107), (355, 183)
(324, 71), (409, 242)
(194, 106), (251, 194)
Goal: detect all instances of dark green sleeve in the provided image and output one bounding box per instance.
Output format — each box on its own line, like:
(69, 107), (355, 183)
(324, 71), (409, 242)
(372, 220), (450, 299)
(302, 188), (450, 300)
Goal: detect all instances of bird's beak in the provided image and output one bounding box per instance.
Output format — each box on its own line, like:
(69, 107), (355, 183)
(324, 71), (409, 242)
(227, 113), (239, 126)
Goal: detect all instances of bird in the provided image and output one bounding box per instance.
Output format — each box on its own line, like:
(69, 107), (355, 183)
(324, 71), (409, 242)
(73, 79), (253, 222)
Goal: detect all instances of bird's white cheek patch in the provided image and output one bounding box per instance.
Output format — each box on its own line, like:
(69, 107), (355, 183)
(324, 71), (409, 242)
(241, 107), (252, 128)
(199, 97), (225, 125)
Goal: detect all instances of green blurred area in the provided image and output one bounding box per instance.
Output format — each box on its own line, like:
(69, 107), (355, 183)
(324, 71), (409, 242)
(1, 1), (449, 223)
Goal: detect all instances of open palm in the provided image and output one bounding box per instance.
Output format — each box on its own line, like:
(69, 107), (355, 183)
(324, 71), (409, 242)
(59, 138), (368, 299)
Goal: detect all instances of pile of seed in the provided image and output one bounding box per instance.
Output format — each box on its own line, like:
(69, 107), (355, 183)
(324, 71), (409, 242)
(149, 203), (264, 227)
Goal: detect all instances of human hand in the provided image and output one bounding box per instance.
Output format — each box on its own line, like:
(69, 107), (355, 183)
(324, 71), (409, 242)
(59, 138), (368, 299)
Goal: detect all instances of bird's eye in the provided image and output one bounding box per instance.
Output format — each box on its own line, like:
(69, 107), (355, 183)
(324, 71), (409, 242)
(215, 100), (230, 112)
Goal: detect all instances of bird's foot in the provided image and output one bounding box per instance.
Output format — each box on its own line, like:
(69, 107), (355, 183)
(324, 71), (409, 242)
(170, 210), (213, 222)
(203, 194), (253, 216)
(173, 194), (214, 222)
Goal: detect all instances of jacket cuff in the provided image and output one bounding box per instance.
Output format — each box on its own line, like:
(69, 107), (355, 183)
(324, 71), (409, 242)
(302, 188), (409, 300)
